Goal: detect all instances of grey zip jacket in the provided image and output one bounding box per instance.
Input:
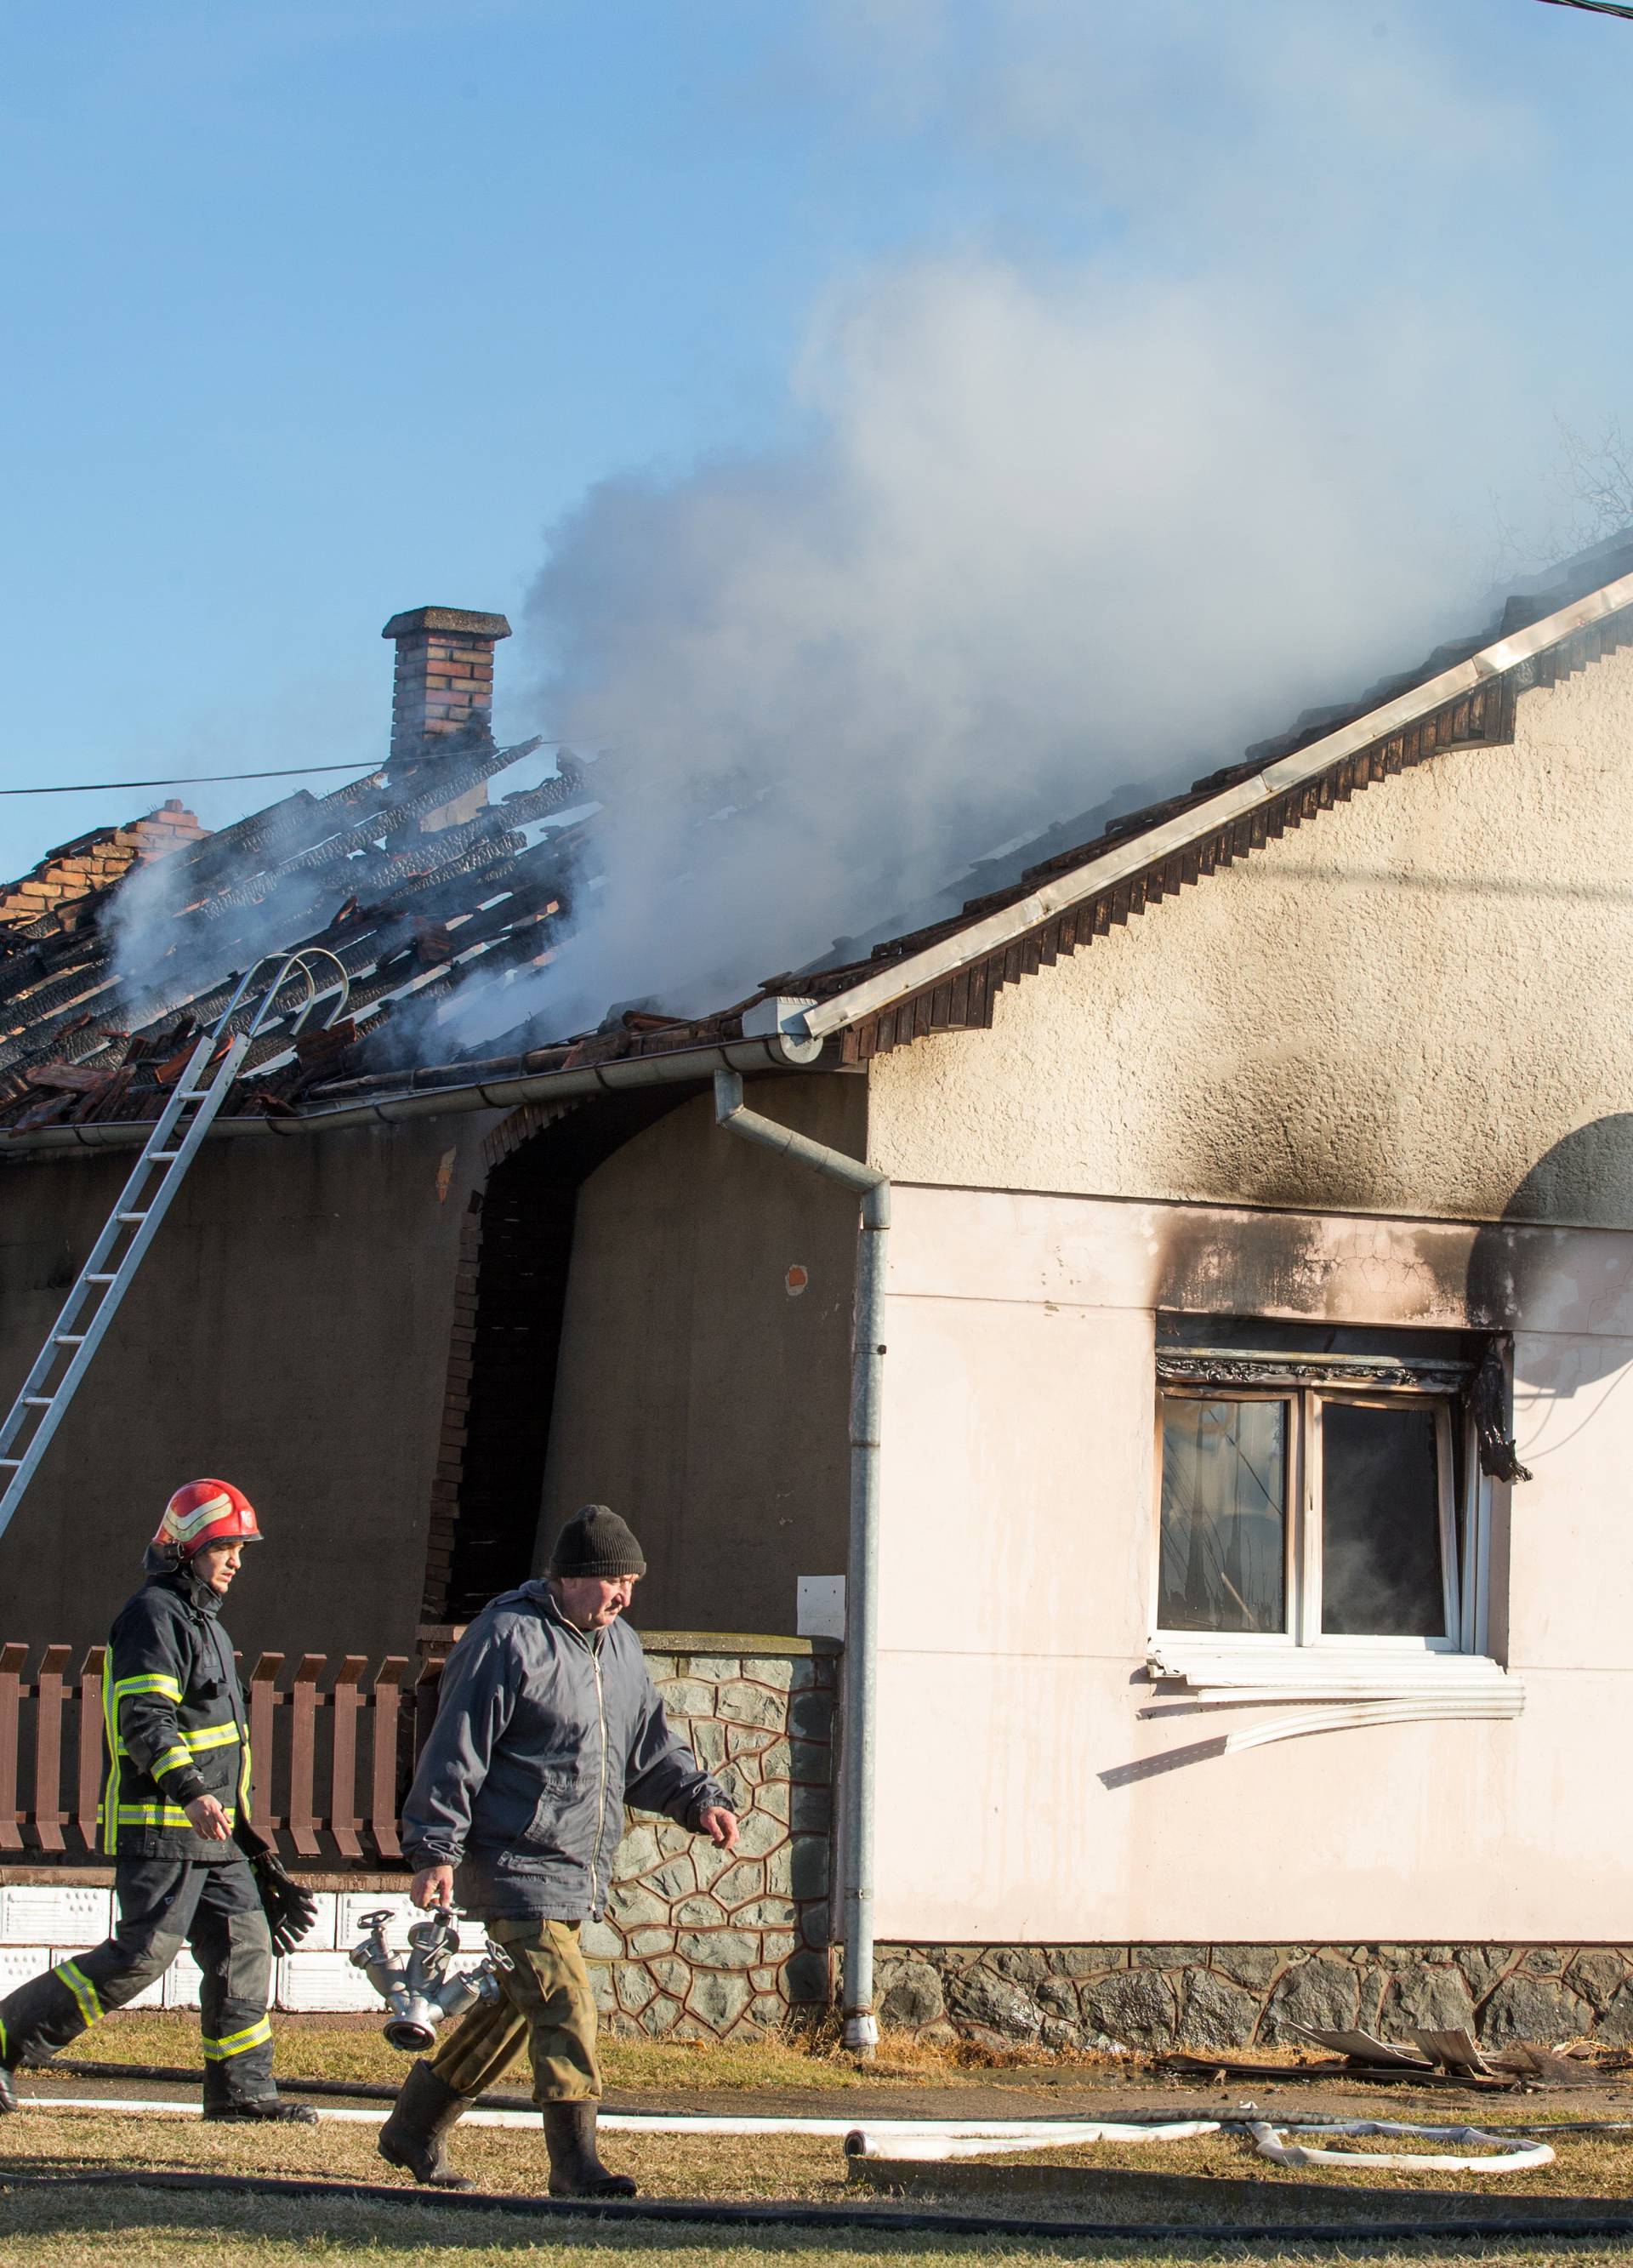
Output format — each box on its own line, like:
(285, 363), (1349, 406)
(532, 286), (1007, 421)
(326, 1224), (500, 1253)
(401, 1580), (728, 1921)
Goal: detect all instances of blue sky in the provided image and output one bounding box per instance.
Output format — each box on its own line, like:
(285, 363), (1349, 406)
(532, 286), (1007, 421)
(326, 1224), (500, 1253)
(5, 1), (1633, 892)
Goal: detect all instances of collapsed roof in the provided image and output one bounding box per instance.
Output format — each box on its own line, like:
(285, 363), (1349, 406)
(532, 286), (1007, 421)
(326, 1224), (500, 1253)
(3, 533), (1633, 1145)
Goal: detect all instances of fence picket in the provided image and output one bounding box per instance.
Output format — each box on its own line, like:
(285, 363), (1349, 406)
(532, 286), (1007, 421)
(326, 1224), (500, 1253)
(0, 1643), (26, 1851)
(287, 1655), (326, 1858)
(370, 1655), (407, 1862)
(329, 1655), (366, 1861)
(31, 1644), (71, 1853)
(247, 1653), (285, 1848)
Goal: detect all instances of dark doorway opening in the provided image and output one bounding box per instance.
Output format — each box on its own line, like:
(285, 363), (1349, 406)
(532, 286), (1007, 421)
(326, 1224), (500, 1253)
(424, 1091), (685, 1625)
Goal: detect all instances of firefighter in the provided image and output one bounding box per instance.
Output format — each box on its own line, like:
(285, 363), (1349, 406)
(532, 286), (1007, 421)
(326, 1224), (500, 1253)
(0, 1480), (316, 2122)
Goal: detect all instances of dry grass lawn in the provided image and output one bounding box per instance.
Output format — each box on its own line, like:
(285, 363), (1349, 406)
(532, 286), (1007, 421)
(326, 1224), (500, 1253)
(11, 2014), (1633, 2265)
(9, 2178), (1633, 2268)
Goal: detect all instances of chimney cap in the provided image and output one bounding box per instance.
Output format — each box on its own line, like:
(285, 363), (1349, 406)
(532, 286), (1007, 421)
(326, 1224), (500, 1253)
(382, 606), (511, 642)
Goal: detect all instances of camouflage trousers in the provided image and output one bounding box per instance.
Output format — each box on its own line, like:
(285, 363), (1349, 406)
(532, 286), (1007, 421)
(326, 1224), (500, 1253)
(429, 1917), (600, 2105)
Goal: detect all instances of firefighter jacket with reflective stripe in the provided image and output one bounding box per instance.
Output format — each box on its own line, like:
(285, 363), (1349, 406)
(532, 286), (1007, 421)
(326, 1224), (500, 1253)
(99, 1571), (250, 1861)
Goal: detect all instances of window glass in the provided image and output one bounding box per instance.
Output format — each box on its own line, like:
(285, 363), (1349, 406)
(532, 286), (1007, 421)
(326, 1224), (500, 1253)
(1159, 1398), (1286, 1633)
(1320, 1400), (1444, 1637)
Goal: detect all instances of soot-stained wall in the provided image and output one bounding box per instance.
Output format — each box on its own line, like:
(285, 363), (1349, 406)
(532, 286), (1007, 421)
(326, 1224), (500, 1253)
(0, 1116), (494, 1662)
(539, 1074), (866, 1635)
(867, 650), (1633, 1225)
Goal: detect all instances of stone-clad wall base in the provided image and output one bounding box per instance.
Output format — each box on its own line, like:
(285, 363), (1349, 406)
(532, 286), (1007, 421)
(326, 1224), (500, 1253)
(876, 1943), (1633, 2050)
(587, 1642), (838, 2043)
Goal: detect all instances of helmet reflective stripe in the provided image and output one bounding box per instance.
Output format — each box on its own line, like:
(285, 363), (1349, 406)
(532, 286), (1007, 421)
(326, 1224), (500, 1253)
(151, 1479), (260, 1557)
(163, 1492), (235, 1542)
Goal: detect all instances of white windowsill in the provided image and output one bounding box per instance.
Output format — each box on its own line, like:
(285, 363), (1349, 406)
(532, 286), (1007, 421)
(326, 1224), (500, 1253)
(1146, 1641), (1523, 1717)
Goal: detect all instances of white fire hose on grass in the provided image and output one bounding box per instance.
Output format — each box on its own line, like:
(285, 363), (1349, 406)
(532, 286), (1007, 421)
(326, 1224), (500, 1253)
(847, 2115), (1552, 2174)
(16, 2094), (1556, 2174)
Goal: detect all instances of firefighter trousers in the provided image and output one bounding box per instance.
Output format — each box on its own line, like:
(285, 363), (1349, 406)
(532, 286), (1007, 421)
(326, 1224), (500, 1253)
(0, 1855), (275, 2106)
(429, 1917), (601, 2105)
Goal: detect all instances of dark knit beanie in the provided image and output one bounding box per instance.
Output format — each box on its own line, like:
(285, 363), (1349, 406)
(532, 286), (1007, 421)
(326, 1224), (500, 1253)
(549, 1504), (647, 1579)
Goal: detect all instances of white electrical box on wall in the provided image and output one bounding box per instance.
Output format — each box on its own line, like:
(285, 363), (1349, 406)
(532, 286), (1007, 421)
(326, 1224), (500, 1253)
(797, 1575), (845, 1640)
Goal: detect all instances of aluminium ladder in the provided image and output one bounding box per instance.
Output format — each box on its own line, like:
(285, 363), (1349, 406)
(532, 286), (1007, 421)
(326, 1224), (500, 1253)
(0, 948), (347, 1549)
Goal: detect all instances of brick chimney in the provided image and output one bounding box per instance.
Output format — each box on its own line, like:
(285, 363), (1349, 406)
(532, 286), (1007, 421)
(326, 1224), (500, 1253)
(382, 604), (512, 831)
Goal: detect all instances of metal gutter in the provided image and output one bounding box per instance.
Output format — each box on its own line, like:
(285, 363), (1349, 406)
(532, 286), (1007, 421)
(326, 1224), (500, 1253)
(712, 1068), (888, 2062)
(0, 1034), (826, 1159)
(799, 568), (1633, 1042)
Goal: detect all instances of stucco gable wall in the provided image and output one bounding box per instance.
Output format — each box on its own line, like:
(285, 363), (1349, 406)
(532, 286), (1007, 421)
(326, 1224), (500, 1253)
(867, 649), (1633, 1227)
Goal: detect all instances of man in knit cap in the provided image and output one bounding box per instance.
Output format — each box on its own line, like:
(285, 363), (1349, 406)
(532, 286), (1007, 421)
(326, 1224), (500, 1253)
(379, 1505), (737, 2198)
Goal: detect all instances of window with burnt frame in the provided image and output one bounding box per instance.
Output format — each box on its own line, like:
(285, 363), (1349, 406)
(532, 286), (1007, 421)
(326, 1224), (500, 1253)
(1153, 1319), (1496, 1652)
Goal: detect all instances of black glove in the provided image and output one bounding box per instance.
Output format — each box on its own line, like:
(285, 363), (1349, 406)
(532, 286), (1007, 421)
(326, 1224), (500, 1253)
(240, 1840), (320, 1955)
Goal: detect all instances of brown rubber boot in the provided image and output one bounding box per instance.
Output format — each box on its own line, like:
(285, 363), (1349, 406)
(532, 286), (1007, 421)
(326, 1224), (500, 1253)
(378, 2060), (474, 2189)
(542, 2100), (637, 2197)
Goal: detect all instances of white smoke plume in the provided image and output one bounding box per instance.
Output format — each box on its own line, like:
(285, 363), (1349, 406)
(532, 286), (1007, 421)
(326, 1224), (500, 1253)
(498, 4), (1608, 1038)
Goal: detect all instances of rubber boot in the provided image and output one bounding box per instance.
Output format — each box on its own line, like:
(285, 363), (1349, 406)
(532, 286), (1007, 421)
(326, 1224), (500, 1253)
(542, 2100), (637, 2198)
(378, 2060), (475, 2190)
(0, 2061), (15, 2114)
(202, 2096), (318, 2124)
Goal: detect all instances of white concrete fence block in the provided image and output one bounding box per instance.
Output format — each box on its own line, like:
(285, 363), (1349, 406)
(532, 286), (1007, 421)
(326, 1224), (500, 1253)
(1, 1886), (112, 1946)
(293, 1891), (339, 1952)
(0, 1946), (51, 1992)
(335, 1892), (421, 1952)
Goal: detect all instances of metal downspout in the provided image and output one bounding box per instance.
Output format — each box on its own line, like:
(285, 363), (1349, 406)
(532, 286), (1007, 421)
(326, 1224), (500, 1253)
(712, 1069), (888, 2060)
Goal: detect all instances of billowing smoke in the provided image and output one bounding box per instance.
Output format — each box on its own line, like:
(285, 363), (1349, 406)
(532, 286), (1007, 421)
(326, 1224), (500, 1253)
(496, 0), (1585, 1040)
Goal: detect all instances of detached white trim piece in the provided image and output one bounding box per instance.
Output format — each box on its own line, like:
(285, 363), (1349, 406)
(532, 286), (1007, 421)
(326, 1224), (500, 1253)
(1220, 1696), (1522, 1754)
(799, 567), (1633, 1042)
(1144, 1646), (1523, 1751)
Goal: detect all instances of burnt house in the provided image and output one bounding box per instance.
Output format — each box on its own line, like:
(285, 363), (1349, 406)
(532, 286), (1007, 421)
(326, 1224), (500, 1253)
(4, 542), (1633, 2049)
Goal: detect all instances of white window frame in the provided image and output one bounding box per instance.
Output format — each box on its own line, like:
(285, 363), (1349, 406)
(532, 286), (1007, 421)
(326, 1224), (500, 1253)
(1152, 1377), (1490, 1660)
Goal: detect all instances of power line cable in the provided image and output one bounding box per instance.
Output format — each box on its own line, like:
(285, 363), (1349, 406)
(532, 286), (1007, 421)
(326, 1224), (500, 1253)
(0, 745), (572, 798)
(1534, 0), (1633, 21)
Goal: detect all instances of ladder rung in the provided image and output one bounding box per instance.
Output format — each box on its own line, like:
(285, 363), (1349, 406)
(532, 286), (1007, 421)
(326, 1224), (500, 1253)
(23, 1397), (53, 1408)
(179, 1089), (212, 1102)
(149, 1149), (180, 1162)
(0, 1457), (20, 1467)
(54, 1334), (85, 1345)
(86, 1273), (117, 1283)
(116, 1211), (149, 1223)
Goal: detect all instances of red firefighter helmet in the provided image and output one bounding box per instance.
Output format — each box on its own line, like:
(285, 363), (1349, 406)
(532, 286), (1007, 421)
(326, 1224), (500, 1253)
(153, 1479), (262, 1559)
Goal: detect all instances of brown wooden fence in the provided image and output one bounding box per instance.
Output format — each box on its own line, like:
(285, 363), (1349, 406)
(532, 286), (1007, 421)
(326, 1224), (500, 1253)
(0, 1644), (441, 1869)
